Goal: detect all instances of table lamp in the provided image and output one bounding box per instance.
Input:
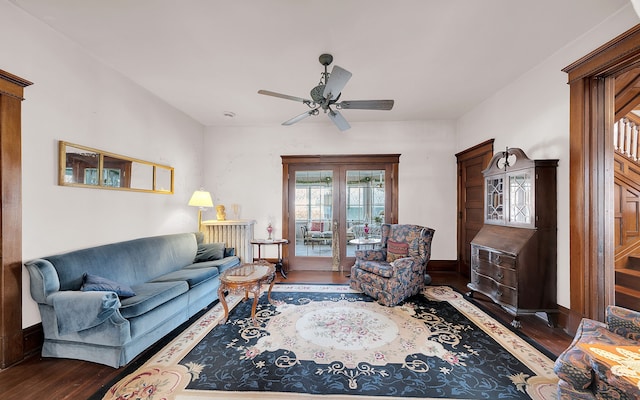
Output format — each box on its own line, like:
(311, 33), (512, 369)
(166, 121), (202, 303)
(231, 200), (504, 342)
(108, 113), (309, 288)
(188, 189), (213, 229)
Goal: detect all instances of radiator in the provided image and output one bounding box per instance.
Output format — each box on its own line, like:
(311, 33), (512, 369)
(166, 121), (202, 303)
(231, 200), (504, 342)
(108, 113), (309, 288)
(201, 220), (255, 263)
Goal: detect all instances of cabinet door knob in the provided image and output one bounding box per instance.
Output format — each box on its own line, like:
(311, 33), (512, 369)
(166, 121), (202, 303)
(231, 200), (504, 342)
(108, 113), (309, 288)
(497, 271), (504, 280)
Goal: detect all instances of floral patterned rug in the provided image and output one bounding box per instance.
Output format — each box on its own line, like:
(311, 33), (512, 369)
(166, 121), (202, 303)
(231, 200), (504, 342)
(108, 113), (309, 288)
(94, 285), (558, 399)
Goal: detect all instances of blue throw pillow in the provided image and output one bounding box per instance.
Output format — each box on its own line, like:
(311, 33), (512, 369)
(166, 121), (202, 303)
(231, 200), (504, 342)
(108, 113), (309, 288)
(81, 273), (136, 298)
(195, 242), (226, 262)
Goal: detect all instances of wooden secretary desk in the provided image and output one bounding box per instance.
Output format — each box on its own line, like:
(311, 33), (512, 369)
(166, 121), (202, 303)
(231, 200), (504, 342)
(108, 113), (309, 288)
(467, 148), (558, 328)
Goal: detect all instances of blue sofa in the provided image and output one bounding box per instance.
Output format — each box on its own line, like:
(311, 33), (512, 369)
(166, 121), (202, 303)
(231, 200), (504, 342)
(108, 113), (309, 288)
(24, 232), (240, 368)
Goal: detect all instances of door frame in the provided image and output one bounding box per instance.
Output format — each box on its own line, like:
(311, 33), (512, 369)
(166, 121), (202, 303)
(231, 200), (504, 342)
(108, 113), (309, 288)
(0, 70), (32, 368)
(563, 25), (640, 333)
(282, 154), (399, 271)
(456, 139), (494, 277)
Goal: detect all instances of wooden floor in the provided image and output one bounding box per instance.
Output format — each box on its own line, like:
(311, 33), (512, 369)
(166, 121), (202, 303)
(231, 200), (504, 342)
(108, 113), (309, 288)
(0, 271), (572, 399)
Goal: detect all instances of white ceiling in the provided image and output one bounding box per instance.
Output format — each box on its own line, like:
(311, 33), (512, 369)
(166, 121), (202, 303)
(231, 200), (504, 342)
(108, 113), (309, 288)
(9, 0), (630, 128)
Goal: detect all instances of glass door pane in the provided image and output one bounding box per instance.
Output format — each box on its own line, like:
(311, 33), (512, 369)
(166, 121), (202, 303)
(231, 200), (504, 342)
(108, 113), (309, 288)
(294, 170), (334, 258)
(485, 177), (504, 223)
(345, 170), (385, 257)
(508, 172), (532, 224)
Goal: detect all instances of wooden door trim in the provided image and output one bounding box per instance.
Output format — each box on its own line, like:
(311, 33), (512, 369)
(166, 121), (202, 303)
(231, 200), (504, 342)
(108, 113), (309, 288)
(0, 70), (32, 368)
(563, 25), (640, 333)
(454, 139), (495, 160)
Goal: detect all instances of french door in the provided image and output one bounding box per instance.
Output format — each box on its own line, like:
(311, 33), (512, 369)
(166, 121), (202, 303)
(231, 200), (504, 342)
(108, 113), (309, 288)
(282, 155), (399, 272)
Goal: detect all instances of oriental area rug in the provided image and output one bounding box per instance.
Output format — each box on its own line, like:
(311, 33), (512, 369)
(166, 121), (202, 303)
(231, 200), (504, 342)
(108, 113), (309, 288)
(93, 285), (558, 399)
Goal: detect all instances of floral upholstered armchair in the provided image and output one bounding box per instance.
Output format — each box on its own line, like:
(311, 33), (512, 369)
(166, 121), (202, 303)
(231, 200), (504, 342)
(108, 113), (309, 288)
(554, 305), (640, 399)
(350, 224), (435, 306)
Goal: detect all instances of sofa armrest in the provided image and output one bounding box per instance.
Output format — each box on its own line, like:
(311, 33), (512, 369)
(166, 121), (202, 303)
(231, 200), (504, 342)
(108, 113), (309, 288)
(554, 318), (607, 390)
(47, 290), (121, 335)
(24, 258), (61, 303)
(606, 305), (640, 341)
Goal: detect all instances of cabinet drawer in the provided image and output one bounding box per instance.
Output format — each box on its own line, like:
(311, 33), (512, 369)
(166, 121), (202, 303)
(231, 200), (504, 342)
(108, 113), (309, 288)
(493, 266), (517, 288)
(494, 282), (517, 307)
(472, 259), (517, 288)
(470, 274), (517, 308)
(475, 247), (516, 269)
(490, 252), (515, 269)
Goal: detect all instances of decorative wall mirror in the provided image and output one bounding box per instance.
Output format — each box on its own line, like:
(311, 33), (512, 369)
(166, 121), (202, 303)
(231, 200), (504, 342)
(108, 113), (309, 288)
(59, 141), (174, 194)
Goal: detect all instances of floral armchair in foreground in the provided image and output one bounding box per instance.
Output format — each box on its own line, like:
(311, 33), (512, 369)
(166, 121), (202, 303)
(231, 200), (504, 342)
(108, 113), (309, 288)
(349, 223), (435, 306)
(554, 305), (640, 399)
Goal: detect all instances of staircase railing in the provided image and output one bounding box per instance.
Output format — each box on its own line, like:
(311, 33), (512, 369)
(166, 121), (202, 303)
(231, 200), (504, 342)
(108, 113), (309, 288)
(613, 152), (640, 265)
(615, 118), (640, 162)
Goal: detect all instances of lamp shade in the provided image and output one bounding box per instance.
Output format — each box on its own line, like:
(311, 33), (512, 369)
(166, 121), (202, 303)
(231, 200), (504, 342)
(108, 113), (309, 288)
(188, 190), (213, 208)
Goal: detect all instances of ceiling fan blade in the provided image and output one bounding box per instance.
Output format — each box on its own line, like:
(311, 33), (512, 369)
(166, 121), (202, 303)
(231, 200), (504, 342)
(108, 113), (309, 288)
(258, 90), (312, 104)
(323, 66), (352, 101)
(328, 109), (351, 131)
(338, 100), (395, 110)
(282, 109), (316, 126)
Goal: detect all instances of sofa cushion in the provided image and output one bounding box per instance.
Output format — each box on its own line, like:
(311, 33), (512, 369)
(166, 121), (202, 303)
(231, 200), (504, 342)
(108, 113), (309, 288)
(81, 273), (136, 297)
(119, 281), (188, 319)
(184, 256), (240, 272)
(195, 242), (225, 262)
(151, 267), (219, 288)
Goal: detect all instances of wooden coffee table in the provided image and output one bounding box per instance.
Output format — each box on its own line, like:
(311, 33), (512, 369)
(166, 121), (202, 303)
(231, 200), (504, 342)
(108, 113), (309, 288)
(217, 262), (276, 326)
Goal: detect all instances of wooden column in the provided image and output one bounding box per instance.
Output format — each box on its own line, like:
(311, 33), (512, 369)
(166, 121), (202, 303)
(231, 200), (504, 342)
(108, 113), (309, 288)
(0, 70), (32, 368)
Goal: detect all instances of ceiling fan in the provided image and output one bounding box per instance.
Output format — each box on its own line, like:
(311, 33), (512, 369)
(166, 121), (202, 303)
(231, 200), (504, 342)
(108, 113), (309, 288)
(258, 54), (394, 131)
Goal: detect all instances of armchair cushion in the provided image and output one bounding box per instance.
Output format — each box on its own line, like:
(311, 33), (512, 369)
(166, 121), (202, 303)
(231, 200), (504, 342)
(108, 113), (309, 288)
(359, 261), (394, 278)
(386, 240), (409, 262)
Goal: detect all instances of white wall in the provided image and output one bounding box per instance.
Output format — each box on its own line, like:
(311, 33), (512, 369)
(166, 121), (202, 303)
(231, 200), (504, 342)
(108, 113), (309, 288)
(0, 1), (205, 328)
(204, 120), (457, 261)
(456, 6), (639, 308)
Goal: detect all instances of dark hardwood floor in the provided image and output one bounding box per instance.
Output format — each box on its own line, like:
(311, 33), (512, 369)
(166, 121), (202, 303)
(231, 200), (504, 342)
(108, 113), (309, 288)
(0, 271), (572, 399)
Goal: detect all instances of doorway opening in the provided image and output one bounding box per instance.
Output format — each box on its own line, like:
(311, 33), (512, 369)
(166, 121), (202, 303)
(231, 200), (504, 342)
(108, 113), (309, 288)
(564, 25), (640, 330)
